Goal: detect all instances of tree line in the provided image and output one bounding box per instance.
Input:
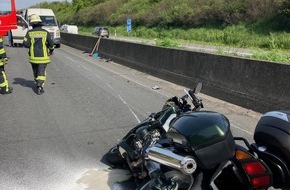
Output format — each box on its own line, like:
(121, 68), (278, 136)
(33, 0), (289, 31)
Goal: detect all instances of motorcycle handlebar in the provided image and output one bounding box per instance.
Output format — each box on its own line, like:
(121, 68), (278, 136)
(188, 89), (195, 98)
(165, 86), (203, 112)
(187, 89), (203, 110)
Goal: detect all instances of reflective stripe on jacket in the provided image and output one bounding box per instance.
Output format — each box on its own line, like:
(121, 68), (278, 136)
(0, 37), (7, 66)
(23, 26), (54, 64)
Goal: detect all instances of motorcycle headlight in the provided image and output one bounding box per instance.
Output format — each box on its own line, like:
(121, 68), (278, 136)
(56, 29), (60, 37)
(118, 146), (126, 158)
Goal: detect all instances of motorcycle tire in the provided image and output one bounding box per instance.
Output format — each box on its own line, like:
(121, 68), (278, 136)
(106, 146), (126, 166)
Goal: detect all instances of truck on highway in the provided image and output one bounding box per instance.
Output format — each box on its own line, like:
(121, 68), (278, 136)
(11, 8), (61, 48)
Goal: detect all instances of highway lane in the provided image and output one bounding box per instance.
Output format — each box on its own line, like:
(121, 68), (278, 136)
(0, 44), (262, 190)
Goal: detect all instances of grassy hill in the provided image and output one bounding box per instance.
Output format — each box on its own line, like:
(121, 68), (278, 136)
(34, 0), (290, 63)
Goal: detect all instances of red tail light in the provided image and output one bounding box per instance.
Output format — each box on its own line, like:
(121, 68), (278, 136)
(235, 149), (272, 189)
(244, 162), (271, 188)
(244, 161), (267, 175)
(252, 175), (271, 188)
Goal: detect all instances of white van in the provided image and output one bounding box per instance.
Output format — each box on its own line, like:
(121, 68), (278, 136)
(60, 24), (78, 34)
(22, 8), (61, 48)
(10, 14), (29, 46)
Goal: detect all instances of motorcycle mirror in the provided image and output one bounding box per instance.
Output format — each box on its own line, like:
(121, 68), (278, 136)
(194, 82), (203, 94)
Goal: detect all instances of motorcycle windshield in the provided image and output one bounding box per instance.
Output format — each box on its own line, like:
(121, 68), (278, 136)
(169, 111), (230, 148)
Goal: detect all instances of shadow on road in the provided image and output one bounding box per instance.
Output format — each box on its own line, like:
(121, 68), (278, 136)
(12, 78), (37, 93)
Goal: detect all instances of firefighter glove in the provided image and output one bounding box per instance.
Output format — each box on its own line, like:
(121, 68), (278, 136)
(2, 57), (8, 65)
(48, 49), (54, 56)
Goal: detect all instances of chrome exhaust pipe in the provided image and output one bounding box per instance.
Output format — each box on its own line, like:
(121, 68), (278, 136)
(147, 146), (197, 175)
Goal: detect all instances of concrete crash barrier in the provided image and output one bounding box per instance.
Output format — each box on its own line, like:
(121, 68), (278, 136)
(61, 33), (290, 113)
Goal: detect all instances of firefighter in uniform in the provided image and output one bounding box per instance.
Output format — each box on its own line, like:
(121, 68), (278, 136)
(0, 37), (13, 95)
(23, 14), (54, 95)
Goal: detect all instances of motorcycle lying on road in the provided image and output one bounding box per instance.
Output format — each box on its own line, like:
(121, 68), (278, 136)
(105, 83), (204, 182)
(141, 110), (290, 190)
(105, 83), (290, 190)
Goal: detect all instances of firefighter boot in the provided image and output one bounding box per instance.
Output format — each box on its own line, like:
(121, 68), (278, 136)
(37, 86), (44, 95)
(0, 86), (13, 94)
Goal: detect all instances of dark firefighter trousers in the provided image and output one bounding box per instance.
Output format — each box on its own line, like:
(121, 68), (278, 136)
(31, 63), (47, 88)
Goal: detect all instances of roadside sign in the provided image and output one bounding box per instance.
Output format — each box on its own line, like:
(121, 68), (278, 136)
(127, 19), (131, 33)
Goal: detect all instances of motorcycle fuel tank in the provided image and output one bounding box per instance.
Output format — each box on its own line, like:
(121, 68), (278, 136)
(167, 111), (235, 169)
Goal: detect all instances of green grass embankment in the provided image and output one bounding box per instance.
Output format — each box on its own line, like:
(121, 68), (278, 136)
(79, 24), (290, 64)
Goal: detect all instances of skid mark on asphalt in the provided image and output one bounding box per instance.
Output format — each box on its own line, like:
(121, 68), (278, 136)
(76, 168), (132, 190)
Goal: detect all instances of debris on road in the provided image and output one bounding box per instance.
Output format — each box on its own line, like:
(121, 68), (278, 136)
(152, 85), (160, 90)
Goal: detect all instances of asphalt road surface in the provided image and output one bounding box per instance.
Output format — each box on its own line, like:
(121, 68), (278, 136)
(0, 44), (263, 190)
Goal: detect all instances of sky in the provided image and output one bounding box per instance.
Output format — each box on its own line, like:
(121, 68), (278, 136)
(1, 0), (72, 12)
(15, 0), (72, 10)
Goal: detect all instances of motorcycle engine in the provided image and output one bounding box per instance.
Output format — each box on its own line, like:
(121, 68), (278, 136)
(145, 160), (193, 190)
(134, 128), (162, 151)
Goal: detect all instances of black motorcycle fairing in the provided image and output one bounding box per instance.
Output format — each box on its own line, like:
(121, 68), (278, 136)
(167, 111), (236, 170)
(168, 111), (231, 149)
(251, 143), (290, 189)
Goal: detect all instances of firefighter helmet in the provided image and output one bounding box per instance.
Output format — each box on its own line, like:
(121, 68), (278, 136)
(30, 14), (42, 24)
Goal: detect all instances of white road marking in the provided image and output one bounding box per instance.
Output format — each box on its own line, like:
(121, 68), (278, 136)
(63, 48), (253, 135)
(118, 94), (140, 123)
(94, 73), (101, 79)
(231, 123), (253, 135)
(64, 56), (78, 63)
(82, 57), (168, 97)
(81, 65), (91, 71)
(65, 52), (141, 123)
